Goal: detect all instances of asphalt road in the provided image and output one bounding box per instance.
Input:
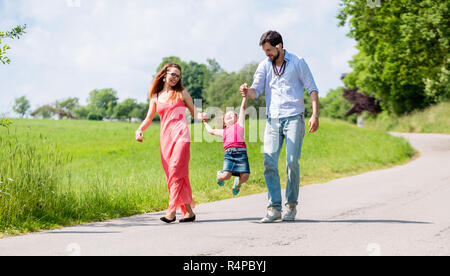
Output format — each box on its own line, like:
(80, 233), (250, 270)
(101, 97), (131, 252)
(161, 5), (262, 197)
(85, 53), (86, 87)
(0, 132), (449, 256)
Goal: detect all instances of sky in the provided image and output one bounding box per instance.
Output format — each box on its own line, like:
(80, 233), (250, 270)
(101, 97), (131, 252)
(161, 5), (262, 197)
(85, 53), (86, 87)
(0, 0), (357, 117)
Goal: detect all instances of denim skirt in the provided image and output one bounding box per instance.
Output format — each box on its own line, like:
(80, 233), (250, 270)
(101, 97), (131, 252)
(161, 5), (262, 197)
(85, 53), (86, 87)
(223, 148), (250, 176)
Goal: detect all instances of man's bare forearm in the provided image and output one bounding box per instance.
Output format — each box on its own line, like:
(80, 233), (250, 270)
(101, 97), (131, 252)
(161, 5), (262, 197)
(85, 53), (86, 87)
(247, 88), (257, 100)
(310, 90), (319, 116)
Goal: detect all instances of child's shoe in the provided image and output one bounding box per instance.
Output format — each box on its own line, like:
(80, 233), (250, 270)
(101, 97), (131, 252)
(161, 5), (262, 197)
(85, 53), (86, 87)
(232, 177), (241, 195)
(217, 171), (225, 187)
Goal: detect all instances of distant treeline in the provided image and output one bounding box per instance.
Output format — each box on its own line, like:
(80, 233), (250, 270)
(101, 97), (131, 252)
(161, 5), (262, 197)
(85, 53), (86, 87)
(11, 55), (358, 123)
(20, 57), (267, 122)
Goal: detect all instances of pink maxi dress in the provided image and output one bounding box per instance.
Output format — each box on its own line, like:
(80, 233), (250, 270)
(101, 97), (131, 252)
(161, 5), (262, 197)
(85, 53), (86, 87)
(156, 97), (194, 216)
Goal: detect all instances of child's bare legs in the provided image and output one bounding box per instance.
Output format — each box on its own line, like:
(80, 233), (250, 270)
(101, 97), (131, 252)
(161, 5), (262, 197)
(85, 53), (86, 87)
(218, 171), (233, 181)
(233, 173), (249, 195)
(237, 173), (250, 186)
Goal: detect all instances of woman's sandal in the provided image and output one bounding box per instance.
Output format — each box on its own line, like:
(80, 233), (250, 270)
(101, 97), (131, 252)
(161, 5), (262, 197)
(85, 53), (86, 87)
(160, 216), (176, 223)
(232, 177), (241, 196)
(179, 215), (196, 223)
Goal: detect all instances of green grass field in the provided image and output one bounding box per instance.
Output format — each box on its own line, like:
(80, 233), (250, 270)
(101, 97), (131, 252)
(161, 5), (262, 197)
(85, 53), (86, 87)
(364, 101), (450, 134)
(0, 118), (414, 236)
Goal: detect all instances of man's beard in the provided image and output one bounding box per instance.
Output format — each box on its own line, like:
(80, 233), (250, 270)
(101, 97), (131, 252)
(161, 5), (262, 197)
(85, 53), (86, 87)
(270, 48), (281, 63)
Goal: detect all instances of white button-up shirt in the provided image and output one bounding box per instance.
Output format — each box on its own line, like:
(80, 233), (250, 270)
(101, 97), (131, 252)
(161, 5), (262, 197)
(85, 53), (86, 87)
(251, 50), (319, 118)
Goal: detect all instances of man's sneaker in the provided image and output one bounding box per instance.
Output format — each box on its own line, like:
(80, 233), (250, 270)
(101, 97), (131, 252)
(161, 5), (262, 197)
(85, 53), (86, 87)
(217, 171), (224, 187)
(260, 207), (282, 223)
(282, 203), (297, 221)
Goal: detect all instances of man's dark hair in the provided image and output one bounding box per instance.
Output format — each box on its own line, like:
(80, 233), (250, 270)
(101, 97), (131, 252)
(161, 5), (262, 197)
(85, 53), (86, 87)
(259, 30), (283, 47)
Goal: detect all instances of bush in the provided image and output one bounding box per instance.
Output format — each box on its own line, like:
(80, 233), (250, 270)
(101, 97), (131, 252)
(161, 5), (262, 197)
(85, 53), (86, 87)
(74, 106), (89, 119)
(320, 87), (356, 123)
(87, 112), (103, 121)
(0, 118), (12, 128)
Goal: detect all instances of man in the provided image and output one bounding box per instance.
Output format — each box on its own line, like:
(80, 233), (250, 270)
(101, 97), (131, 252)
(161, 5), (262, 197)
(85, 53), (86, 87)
(240, 30), (319, 223)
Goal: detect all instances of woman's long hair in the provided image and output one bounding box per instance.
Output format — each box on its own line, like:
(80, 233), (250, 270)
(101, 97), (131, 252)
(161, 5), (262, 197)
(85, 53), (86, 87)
(149, 63), (184, 101)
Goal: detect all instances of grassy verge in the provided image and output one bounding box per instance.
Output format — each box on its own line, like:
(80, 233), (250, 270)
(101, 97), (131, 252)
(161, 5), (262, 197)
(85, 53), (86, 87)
(0, 118), (414, 236)
(364, 101), (450, 133)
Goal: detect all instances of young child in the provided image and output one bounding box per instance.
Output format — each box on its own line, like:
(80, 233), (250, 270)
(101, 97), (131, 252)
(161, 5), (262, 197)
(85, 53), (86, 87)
(203, 96), (250, 195)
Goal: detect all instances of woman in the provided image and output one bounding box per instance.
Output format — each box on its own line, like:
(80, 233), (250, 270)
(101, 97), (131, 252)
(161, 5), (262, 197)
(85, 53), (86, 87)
(136, 63), (208, 223)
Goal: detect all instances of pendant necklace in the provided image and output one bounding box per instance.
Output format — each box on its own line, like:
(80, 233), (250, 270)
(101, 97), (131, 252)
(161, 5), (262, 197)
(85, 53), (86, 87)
(273, 60), (287, 77)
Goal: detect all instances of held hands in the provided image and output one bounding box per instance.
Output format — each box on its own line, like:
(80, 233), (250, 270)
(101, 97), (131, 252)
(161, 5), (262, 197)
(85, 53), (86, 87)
(240, 83), (248, 98)
(197, 112), (210, 122)
(241, 81), (318, 132)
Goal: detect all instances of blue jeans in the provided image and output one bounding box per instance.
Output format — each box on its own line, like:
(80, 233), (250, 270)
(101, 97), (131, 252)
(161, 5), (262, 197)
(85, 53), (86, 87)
(264, 114), (305, 211)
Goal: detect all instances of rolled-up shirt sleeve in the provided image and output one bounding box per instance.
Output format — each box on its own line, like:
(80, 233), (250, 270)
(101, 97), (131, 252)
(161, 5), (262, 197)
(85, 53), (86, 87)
(251, 62), (266, 98)
(297, 58), (318, 95)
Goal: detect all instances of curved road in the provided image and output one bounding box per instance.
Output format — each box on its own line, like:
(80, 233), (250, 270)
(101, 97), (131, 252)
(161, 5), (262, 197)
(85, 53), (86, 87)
(0, 133), (449, 256)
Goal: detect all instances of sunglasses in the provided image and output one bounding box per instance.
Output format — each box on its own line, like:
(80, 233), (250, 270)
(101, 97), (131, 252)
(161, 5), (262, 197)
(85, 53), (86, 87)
(166, 72), (181, 79)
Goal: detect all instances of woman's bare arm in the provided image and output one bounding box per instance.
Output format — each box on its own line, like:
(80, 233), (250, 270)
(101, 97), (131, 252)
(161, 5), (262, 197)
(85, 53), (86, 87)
(135, 96), (157, 141)
(182, 90), (208, 121)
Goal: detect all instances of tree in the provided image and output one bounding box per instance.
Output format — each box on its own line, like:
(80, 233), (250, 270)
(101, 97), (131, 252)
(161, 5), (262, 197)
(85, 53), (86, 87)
(424, 61), (450, 103)
(156, 56), (186, 72)
(74, 106), (89, 120)
(57, 97), (79, 113)
(1, 25), (26, 126)
(114, 98), (139, 122)
(106, 101), (115, 121)
(0, 24), (27, 64)
(129, 108), (142, 121)
(204, 71), (239, 109)
(156, 57), (217, 102)
(136, 101), (149, 121)
(203, 62), (264, 113)
(183, 61), (211, 101)
(207, 58), (223, 75)
(343, 87), (381, 117)
(87, 89), (118, 118)
(55, 97), (79, 119)
(338, 0), (450, 115)
(31, 105), (56, 119)
(320, 87), (355, 122)
(236, 63), (265, 110)
(87, 112), (103, 121)
(13, 96), (30, 117)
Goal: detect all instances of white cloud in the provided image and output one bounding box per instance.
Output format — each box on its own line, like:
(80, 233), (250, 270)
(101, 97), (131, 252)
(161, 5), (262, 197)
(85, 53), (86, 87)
(0, 0), (357, 116)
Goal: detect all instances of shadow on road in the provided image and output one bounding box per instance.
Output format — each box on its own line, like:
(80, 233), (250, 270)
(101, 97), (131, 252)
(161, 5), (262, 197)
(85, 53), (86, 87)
(37, 218), (432, 236)
(195, 217), (262, 223)
(187, 217), (432, 225)
(272, 219), (432, 225)
(42, 231), (122, 234)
